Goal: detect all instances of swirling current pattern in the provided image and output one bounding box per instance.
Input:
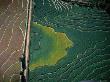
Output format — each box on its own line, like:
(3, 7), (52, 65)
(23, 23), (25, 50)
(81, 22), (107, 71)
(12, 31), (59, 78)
(29, 0), (110, 82)
(0, 0), (28, 82)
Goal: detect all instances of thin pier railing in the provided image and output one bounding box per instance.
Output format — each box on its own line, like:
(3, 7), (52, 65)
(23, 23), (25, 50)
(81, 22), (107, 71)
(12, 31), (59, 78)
(25, 0), (32, 81)
(20, 0), (32, 82)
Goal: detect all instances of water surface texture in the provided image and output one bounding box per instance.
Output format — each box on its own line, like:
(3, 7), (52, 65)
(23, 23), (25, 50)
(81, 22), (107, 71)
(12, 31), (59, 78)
(0, 0), (28, 82)
(29, 0), (110, 82)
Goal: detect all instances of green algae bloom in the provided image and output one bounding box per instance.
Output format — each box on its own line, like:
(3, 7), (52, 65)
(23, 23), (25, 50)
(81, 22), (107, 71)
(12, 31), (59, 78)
(29, 22), (73, 70)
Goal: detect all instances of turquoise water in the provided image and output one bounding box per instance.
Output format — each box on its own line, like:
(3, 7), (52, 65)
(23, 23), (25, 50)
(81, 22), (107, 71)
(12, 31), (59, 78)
(29, 0), (110, 82)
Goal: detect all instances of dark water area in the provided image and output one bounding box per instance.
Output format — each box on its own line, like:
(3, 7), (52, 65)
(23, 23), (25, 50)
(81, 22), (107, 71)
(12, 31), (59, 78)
(29, 0), (110, 82)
